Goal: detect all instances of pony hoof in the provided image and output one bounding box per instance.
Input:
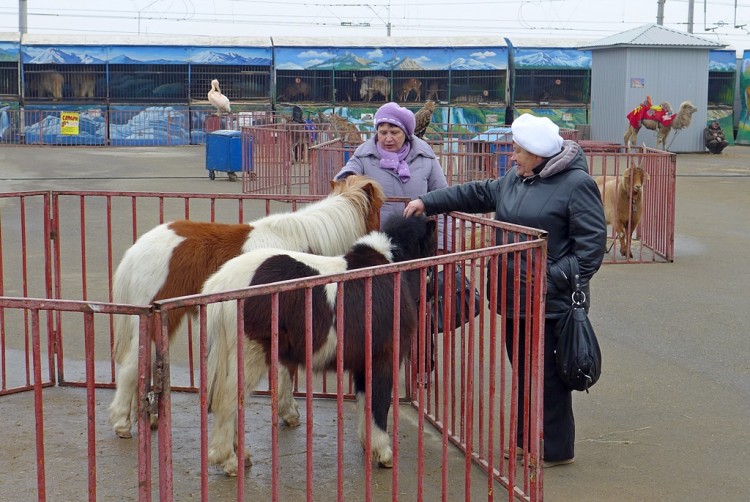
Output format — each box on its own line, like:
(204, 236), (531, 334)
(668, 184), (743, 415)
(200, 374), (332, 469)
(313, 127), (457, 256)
(377, 452), (394, 468)
(149, 413), (159, 430)
(111, 418), (133, 438)
(115, 429), (132, 439)
(281, 404), (301, 427)
(223, 456), (239, 477)
(244, 451), (253, 467)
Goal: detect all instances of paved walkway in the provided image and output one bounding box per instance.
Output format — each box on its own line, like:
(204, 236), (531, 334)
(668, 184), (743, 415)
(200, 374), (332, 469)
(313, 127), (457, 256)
(1, 144), (749, 501)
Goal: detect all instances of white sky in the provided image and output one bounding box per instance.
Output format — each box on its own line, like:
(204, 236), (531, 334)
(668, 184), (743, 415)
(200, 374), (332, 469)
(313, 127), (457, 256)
(1, 0), (749, 55)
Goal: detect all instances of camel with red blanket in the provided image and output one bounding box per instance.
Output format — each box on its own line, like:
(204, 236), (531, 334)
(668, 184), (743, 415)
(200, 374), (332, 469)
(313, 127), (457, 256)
(624, 99), (698, 150)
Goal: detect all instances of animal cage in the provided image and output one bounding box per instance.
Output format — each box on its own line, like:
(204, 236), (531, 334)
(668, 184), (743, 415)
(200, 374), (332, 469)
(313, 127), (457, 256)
(707, 70), (735, 107)
(276, 71), (329, 103)
(513, 69), (590, 105)
(0, 62), (19, 95)
(0, 190), (547, 502)
(108, 64), (189, 103)
(189, 64), (271, 102)
(450, 70), (506, 105)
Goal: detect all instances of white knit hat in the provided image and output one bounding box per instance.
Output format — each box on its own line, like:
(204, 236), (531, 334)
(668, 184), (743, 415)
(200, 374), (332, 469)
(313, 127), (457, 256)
(511, 113), (563, 157)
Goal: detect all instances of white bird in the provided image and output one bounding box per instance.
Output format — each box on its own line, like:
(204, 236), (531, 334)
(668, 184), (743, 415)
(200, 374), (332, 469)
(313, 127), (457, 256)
(208, 79), (231, 115)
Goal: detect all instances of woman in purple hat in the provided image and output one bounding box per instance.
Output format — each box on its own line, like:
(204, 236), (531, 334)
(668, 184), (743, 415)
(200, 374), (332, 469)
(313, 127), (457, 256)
(333, 102), (448, 239)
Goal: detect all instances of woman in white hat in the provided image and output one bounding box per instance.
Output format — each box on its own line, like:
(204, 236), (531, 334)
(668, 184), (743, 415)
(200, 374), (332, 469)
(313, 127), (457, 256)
(404, 113), (607, 467)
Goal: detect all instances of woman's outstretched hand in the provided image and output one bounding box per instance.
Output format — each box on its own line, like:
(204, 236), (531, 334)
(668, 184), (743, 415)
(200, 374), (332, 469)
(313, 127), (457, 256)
(403, 198), (426, 217)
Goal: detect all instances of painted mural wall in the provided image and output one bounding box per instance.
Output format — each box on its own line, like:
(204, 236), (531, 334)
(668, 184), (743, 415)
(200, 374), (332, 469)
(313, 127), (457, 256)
(736, 50), (750, 145)
(708, 49), (736, 145)
(0, 40), (20, 141)
(512, 47), (591, 128)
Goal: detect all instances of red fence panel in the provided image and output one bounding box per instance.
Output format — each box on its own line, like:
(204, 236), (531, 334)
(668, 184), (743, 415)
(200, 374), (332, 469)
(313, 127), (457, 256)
(583, 146), (676, 263)
(0, 190), (547, 501)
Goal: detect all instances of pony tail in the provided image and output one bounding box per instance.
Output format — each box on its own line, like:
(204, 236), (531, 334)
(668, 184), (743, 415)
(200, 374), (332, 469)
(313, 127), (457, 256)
(112, 264), (135, 364)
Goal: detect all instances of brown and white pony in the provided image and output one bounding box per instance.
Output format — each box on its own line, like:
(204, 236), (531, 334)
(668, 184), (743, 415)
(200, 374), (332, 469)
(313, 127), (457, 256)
(108, 175), (385, 439)
(624, 100), (698, 150)
(595, 161), (650, 258)
(204, 215), (437, 476)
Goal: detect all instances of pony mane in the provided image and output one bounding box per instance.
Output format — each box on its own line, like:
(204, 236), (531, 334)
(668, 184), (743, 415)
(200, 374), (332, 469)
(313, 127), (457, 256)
(248, 175), (385, 257)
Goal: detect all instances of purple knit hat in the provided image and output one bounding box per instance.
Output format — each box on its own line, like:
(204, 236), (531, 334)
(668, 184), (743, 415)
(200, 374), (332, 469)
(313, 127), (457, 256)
(375, 102), (416, 138)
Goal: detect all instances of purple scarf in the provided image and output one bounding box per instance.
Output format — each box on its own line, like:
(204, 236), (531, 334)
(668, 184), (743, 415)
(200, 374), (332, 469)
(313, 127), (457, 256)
(376, 141), (411, 182)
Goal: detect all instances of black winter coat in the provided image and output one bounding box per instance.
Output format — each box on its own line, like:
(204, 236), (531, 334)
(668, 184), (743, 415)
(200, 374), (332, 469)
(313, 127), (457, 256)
(419, 141), (607, 319)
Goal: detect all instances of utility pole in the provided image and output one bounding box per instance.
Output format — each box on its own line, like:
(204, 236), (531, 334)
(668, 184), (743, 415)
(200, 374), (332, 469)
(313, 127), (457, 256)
(688, 0), (694, 33)
(19, 0), (28, 34)
(657, 0), (666, 25)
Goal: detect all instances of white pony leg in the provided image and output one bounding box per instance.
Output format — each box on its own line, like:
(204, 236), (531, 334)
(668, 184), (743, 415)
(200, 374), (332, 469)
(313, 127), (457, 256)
(278, 366), (300, 427)
(356, 394), (393, 468)
(209, 341), (267, 477)
(108, 342), (139, 438)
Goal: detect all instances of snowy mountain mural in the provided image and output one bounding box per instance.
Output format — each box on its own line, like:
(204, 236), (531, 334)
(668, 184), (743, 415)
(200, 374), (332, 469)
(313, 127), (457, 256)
(275, 46), (507, 71)
(450, 57), (501, 70)
(709, 50), (736, 72)
(23, 47), (106, 65)
(514, 48), (591, 69)
(0, 42), (19, 62)
(190, 48), (271, 66)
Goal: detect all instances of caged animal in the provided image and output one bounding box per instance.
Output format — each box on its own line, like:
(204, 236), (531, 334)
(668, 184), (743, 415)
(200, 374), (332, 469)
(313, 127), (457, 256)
(107, 176), (386, 440)
(624, 100), (698, 150)
(279, 77), (311, 102)
(204, 214), (438, 476)
(594, 161), (650, 258)
(360, 75), (391, 102)
(70, 74), (96, 98)
(208, 79), (231, 115)
(413, 100), (436, 140)
(28, 71), (64, 99)
(400, 78), (422, 102)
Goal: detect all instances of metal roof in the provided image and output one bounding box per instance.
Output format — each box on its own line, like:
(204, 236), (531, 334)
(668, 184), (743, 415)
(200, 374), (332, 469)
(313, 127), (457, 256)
(20, 33), (271, 47)
(270, 36), (507, 48)
(578, 24), (724, 50)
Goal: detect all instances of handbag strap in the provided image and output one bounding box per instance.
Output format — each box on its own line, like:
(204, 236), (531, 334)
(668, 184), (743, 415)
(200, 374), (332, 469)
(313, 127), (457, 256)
(567, 259), (585, 307)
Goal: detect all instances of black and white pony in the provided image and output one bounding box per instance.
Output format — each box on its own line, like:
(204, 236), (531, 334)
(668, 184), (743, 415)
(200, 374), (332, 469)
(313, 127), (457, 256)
(108, 175), (385, 439)
(203, 215), (437, 476)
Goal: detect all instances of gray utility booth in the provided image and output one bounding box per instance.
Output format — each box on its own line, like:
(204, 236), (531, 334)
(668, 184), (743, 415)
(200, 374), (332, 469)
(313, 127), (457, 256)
(580, 24), (725, 153)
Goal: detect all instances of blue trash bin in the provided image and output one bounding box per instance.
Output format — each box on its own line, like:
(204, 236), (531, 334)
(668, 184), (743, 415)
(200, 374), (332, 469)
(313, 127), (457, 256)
(206, 129), (242, 181)
(471, 127), (513, 177)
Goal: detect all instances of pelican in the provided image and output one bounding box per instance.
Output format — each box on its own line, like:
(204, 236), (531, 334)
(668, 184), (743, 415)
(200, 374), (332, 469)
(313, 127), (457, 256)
(208, 79), (231, 115)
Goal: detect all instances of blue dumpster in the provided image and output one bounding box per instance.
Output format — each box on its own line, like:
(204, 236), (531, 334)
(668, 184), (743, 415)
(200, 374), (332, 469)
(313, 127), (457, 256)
(206, 129), (242, 181)
(471, 127), (513, 177)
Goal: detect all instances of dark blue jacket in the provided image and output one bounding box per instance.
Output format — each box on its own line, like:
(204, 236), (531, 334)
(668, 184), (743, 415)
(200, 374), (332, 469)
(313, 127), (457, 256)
(419, 140), (606, 318)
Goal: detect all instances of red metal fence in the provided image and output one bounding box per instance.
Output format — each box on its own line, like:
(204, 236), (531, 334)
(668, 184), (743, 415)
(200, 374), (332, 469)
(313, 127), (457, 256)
(0, 190), (547, 502)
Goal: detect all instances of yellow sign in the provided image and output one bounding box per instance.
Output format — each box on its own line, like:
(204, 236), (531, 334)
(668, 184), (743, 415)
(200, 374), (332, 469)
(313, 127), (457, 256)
(60, 112), (80, 136)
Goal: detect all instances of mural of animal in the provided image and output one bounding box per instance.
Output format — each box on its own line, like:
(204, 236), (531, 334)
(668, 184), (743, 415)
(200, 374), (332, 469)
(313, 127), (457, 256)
(208, 79), (231, 115)
(279, 77), (311, 102)
(204, 214), (437, 476)
(360, 75), (390, 102)
(624, 100), (698, 150)
(70, 74), (96, 98)
(107, 175), (386, 439)
(28, 71), (64, 99)
(400, 78), (422, 102)
(594, 161), (650, 258)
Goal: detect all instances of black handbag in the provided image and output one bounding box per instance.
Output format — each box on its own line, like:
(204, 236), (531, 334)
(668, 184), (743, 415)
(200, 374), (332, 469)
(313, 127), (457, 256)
(431, 264), (481, 334)
(553, 272), (602, 393)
